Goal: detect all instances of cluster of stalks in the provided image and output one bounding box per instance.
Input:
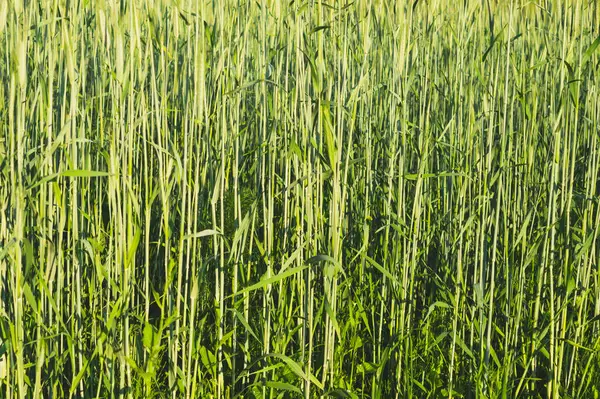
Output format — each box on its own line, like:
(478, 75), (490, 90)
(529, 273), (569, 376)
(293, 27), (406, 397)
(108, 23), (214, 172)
(1, 0), (600, 397)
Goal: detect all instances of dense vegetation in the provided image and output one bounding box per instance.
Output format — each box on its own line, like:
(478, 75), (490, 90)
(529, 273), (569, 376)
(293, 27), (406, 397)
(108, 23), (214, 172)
(1, 0), (600, 397)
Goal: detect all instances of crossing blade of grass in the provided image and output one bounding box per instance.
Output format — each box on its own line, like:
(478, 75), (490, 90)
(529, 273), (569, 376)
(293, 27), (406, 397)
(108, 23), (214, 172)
(230, 265), (308, 298)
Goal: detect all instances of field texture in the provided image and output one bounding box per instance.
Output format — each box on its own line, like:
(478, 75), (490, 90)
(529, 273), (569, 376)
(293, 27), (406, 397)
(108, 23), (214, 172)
(1, 0), (600, 397)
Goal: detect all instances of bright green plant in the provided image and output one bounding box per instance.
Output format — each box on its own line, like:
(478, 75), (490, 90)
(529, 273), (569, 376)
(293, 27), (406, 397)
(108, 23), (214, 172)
(1, 0), (600, 398)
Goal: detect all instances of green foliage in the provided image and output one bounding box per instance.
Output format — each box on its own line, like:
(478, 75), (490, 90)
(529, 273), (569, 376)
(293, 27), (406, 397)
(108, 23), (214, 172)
(1, 0), (600, 398)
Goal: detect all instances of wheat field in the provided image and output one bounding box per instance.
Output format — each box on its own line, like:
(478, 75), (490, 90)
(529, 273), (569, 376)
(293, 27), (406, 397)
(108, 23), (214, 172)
(1, 0), (600, 397)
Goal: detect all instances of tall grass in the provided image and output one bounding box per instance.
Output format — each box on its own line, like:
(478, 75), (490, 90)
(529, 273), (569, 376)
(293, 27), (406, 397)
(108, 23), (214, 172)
(1, 0), (600, 397)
